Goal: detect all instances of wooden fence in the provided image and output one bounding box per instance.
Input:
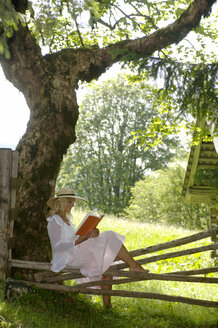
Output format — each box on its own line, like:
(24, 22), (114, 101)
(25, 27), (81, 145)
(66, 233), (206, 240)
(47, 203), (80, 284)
(7, 227), (218, 308)
(0, 148), (218, 308)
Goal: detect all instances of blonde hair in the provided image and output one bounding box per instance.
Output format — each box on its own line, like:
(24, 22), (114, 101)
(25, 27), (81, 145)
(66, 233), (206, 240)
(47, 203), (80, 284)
(48, 197), (69, 217)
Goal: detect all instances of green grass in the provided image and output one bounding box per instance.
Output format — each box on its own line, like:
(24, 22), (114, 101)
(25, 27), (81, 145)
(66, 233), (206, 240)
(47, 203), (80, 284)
(0, 210), (217, 328)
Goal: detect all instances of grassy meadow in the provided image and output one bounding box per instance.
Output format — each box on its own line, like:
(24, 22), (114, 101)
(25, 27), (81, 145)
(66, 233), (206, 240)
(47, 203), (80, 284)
(0, 210), (217, 328)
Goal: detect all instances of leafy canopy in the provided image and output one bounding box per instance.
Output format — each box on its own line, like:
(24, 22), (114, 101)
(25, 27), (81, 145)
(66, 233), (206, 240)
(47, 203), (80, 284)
(26, 0), (217, 134)
(127, 58), (218, 144)
(1, 0), (217, 135)
(2, 0), (215, 62)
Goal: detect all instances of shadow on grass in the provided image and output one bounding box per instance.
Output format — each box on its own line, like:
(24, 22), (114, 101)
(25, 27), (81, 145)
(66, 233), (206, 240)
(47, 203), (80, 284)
(0, 282), (217, 328)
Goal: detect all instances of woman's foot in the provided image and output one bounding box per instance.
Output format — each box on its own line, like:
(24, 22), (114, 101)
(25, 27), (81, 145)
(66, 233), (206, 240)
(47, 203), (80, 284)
(129, 263), (149, 273)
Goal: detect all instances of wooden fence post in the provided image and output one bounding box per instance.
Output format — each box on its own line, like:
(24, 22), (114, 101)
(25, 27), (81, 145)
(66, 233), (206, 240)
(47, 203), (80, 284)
(210, 199), (218, 263)
(0, 148), (19, 280)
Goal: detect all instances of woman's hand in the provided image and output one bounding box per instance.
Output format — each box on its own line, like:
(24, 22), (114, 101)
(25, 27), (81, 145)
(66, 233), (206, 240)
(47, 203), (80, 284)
(75, 228), (100, 245)
(89, 228), (100, 238)
(75, 233), (90, 245)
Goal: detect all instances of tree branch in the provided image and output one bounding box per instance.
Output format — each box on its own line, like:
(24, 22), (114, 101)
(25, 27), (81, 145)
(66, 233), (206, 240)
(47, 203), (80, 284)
(57, 0), (216, 83)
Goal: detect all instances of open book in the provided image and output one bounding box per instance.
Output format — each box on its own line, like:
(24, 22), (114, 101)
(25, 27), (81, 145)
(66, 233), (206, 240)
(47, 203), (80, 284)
(75, 213), (104, 236)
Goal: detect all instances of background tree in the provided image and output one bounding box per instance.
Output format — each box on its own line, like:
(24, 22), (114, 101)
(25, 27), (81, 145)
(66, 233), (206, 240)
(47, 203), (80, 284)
(125, 163), (210, 229)
(57, 75), (185, 214)
(0, 0), (217, 261)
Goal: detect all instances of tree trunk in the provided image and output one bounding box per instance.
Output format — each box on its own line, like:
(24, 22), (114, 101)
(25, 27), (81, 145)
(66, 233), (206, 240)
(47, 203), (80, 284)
(1, 27), (79, 261)
(13, 101), (78, 261)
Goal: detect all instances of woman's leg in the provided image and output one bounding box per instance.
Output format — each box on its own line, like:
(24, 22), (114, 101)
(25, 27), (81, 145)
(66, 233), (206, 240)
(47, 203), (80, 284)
(101, 244), (149, 307)
(116, 245), (149, 272)
(101, 275), (112, 307)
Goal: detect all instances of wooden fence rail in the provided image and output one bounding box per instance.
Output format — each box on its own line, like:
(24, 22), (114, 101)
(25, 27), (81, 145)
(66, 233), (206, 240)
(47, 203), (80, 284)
(33, 266), (218, 283)
(169, 266), (218, 276)
(20, 280), (218, 308)
(7, 259), (218, 285)
(129, 228), (218, 257)
(117, 243), (218, 270)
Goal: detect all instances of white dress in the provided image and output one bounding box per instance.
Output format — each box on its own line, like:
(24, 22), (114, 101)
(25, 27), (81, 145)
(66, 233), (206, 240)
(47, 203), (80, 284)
(47, 214), (125, 278)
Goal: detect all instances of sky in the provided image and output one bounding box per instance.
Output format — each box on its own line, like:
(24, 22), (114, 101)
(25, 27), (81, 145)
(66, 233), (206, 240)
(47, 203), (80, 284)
(0, 3), (217, 150)
(0, 67), (30, 149)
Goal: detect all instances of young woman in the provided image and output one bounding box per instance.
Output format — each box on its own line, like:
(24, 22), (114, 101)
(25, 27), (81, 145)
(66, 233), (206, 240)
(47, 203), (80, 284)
(46, 188), (149, 306)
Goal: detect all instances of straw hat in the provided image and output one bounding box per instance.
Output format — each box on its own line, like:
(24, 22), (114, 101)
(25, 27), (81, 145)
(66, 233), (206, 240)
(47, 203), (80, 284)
(47, 188), (85, 208)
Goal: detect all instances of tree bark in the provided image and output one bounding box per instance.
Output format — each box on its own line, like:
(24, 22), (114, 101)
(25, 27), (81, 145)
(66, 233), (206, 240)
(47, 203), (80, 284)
(0, 0), (216, 263)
